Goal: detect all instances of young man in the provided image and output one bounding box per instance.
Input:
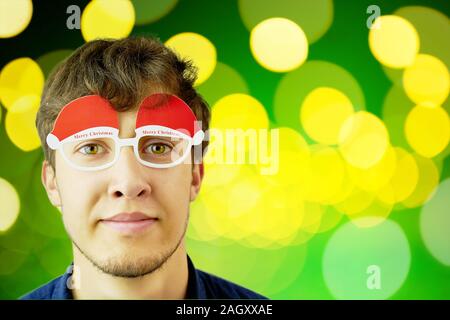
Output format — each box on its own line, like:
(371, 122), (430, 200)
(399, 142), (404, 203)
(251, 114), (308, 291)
(21, 37), (266, 300)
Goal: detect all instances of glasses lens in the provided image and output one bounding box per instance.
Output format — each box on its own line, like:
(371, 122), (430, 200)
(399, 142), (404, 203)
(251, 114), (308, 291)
(138, 135), (190, 166)
(62, 137), (116, 169)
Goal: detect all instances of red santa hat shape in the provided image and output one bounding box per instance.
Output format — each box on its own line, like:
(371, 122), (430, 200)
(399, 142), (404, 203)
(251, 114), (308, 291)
(46, 95), (119, 150)
(136, 93), (204, 145)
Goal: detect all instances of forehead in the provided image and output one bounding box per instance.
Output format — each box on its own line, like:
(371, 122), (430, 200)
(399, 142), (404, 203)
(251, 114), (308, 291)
(118, 109), (137, 138)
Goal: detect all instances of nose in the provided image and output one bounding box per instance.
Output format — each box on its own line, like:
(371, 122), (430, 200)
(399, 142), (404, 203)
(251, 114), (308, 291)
(107, 145), (152, 200)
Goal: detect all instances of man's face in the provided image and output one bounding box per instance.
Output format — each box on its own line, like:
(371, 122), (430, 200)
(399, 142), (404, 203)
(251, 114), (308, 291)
(43, 105), (202, 277)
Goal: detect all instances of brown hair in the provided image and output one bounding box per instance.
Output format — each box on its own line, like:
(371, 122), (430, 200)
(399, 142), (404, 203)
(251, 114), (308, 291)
(36, 36), (210, 170)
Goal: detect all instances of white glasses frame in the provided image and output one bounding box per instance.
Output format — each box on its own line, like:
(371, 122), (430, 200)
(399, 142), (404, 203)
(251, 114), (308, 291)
(47, 125), (205, 171)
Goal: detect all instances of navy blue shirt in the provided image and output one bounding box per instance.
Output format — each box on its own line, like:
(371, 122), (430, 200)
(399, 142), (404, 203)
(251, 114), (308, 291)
(20, 255), (267, 299)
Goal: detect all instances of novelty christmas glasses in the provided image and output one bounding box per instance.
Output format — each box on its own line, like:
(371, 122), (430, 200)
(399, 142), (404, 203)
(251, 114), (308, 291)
(46, 94), (204, 171)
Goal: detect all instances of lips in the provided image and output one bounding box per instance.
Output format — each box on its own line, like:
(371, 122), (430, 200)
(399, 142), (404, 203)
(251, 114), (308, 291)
(103, 212), (155, 222)
(100, 212), (158, 233)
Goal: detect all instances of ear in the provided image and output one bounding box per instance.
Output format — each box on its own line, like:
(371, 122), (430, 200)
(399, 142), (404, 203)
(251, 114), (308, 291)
(41, 160), (62, 209)
(189, 163), (203, 202)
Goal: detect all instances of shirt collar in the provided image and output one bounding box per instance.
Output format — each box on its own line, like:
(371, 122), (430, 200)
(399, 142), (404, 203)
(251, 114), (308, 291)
(61, 254), (205, 299)
(185, 254), (206, 299)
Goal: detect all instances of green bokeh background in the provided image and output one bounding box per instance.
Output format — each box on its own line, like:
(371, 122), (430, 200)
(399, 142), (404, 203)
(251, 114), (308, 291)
(0, 0), (449, 299)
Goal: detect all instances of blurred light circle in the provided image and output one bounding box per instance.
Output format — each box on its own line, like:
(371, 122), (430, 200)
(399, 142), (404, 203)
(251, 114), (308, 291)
(402, 154), (439, 208)
(5, 95), (41, 151)
(326, 171), (355, 205)
(81, 0), (135, 41)
(420, 178), (450, 266)
(0, 246), (29, 275)
(0, 177), (20, 232)
(131, 0), (178, 25)
(288, 202), (323, 246)
(303, 145), (345, 204)
(347, 196), (394, 229)
(274, 61), (365, 136)
(300, 87), (354, 145)
(395, 6), (450, 70)
(0, 57), (44, 110)
(197, 62), (249, 107)
(254, 185), (305, 244)
(369, 15), (419, 68)
(334, 187), (375, 216)
(187, 238), (307, 296)
(382, 6), (450, 86)
(323, 218), (411, 299)
(405, 105), (450, 158)
(165, 32), (217, 86)
(347, 146), (397, 193)
(37, 238), (73, 277)
(250, 17), (308, 72)
(0, 0), (33, 38)
(264, 127), (311, 193)
(201, 162), (243, 189)
(188, 195), (223, 242)
(382, 86), (414, 150)
(338, 111), (389, 169)
(316, 206), (343, 233)
(210, 93), (268, 130)
(238, 0), (333, 44)
(17, 161), (68, 239)
(403, 54), (449, 107)
(382, 147), (419, 204)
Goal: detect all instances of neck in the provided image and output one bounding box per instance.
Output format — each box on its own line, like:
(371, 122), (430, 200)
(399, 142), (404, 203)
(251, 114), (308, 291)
(71, 240), (189, 299)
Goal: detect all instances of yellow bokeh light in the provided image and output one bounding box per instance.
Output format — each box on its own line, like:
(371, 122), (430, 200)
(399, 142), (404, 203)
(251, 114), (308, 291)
(277, 127), (310, 151)
(81, 0), (135, 42)
(369, 15), (419, 68)
(405, 105), (450, 158)
(327, 173), (355, 205)
(5, 95), (41, 151)
(347, 146), (397, 192)
(334, 187), (375, 216)
(238, 0), (333, 44)
(348, 196), (394, 228)
(403, 54), (449, 106)
(210, 93), (269, 130)
(300, 87), (354, 145)
(250, 17), (308, 72)
(200, 186), (234, 238)
(338, 111), (390, 169)
(201, 162), (243, 189)
(0, 177), (20, 232)
(303, 145), (345, 204)
(227, 172), (263, 220)
(403, 154), (439, 208)
(191, 160), (308, 248)
(316, 206), (343, 234)
(0, 57), (44, 110)
(189, 192), (228, 242)
(165, 32), (217, 86)
(0, 0), (33, 38)
(266, 128), (310, 192)
(254, 185), (304, 243)
(293, 202), (325, 243)
(381, 148), (419, 204)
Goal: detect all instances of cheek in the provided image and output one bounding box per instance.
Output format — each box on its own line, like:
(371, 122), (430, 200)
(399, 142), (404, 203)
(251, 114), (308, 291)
(155, 167), (192, 217)
(56, 163), (102, 235)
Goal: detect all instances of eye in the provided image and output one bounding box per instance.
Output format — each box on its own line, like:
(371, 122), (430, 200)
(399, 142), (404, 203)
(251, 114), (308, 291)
(79, 144), (105, 155)
(145, 143), (172, 155)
